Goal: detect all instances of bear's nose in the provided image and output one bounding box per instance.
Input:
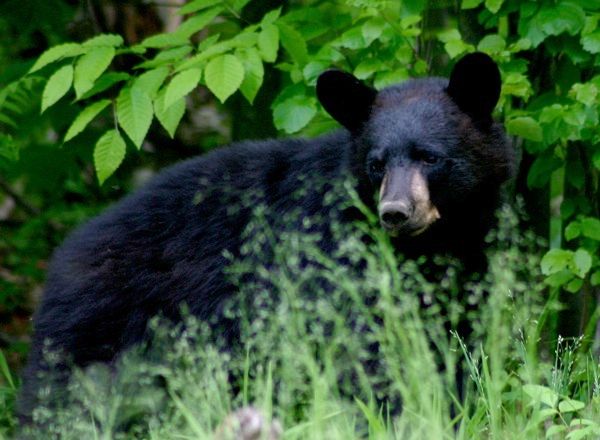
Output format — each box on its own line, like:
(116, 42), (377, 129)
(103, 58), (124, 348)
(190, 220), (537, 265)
(381, 210), (408, 226)
(379, 201), (411, 228)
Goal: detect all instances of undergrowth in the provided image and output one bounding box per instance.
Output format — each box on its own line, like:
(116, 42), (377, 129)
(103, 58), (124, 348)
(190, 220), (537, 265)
(9, 197), (600, 439)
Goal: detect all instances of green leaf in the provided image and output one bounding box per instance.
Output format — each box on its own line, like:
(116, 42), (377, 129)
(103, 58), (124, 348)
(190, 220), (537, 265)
(41, 65), (73, 113)
(176, 41), (234, 71)
(179, 0), (222, 15)
(94, 129), (126, 185)
(237, 48), (264, 104)
(546, 425), (567, 438)
(141, 33), (190, 48)
(566, 277), (584, 292)
(477, 34), (506, 53)
(82, 34), (124, 48)
(374, 69), (409, 89)
(580, 217), (600, 240)
(258, 24), (279, 63)
(333, 27), (367, 50)
(582, 30), (600, 54)
(564, 221), (581, 241)
(570, 83), (598, 106)
(444, 39), (472, 58)
(303, 61), (328, 85)
(362, 17), (386, 46)
(176, 6), (222, 39)
(503, 72), (532, 99)
(354, 58), (382, 80)
(154, 89), (185, 138)
(591, 271), (600, 286)
(138, 46), (193, 69)
(117, 87), (154, 148)
(462, 0), (483, 9)
(541, 249), (574, 276)
(506, 117), (543, 142)
(197, 34), (220, 52)
(261, 8), (281, 25)
(133, 67), (170, 99)
(273, 94), (317, 133)
(508, 38), (532, 52)
(527, 155), (562, 188)
(569, 418), (596, 428)
(205, 54), (245, 103)
(176, 32), (256, 72)
(485, 0), (503, 13)
(278, 22), (308, 65)
(64, 99), (111, 142)
(73, 46), (116, 98)
(523, 384), (559, 408)
(29, 43), (82, 73)
(525, 3), (586, 47)
(566, 425), (597, 440)
(559, 399), (586, 413)
(164, 68), (202, 109)
(573, 249), (592, 278)
(438, 29), (461, 44)
(78, 72), (130, 100)
(545, 270), (574, 287)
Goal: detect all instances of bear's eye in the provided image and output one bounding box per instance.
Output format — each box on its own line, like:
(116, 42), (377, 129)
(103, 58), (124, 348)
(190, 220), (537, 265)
(419, 152), (440, 165)
(369, 159), (385, 175)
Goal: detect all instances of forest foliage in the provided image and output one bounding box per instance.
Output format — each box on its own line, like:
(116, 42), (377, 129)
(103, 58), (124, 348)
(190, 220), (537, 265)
(0, 0), (600, 436)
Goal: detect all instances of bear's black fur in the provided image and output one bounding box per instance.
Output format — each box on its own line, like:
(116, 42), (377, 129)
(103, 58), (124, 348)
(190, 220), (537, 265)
(19, 52), (514, 420)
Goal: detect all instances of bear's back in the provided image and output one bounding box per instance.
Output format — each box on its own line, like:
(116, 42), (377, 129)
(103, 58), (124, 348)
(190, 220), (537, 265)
(31, 132), (351, 365)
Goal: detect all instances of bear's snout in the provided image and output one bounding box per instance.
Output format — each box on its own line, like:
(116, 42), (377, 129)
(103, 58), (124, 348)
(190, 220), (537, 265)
(379, 201), (411, 229)
(378, 167), (440, 237)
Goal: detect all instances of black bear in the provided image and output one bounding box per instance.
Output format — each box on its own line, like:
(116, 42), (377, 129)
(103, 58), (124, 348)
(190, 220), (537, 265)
(19, 52), (514, 420)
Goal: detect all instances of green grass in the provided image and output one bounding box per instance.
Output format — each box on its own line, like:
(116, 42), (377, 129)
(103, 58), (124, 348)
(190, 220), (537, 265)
(6, 202), (600, 439)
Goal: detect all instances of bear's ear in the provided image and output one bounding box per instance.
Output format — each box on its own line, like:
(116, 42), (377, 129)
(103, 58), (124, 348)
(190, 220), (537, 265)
(317, 70), (377, 132)
(446, 52), (501, 123)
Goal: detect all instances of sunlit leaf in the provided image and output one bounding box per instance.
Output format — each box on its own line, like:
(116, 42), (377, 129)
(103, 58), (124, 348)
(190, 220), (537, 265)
(133, 67), (170, 99)
(580, 217), (600, 240)
(573, 249), (592, 278)
(117, 86), (154, 149)
(64, 99), (111, 142)
(164, 68), (202, 108)
(73, 46), (116, 98)
(237, 48), (264, 104)
(523, 384), (559, 408)
(94, 129), (126, 184)
(278, 23), (308, 65)
(559, 399), (585, 413)
(78, 72), (130, 100)
(258, 24), (279, 63)
(179, 0), (222, 15)
(541, 249), (573, 276)
(154, 89), (185, 138)
(41, 65), (73, 112)
(205, 55), (245, 103)
(82, 34), (124, 48)
(273, 94), (316, 133)
(506, 117), (543, 142)
(29, 43), (82, 73)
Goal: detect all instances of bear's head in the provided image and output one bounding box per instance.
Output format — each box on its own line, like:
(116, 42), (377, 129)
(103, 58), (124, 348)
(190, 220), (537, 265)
(316, 52), (514, 238)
